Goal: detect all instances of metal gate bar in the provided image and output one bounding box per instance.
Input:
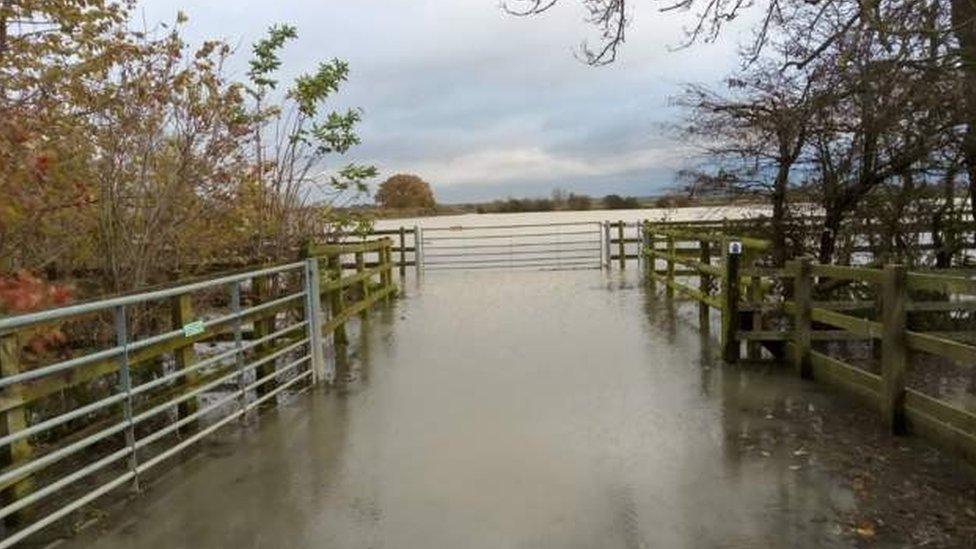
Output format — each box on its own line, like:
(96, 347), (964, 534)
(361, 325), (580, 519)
(425, 260), (598, 271)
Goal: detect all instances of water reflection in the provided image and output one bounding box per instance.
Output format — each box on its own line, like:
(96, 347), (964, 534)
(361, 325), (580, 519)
(73, 268), (866, 549)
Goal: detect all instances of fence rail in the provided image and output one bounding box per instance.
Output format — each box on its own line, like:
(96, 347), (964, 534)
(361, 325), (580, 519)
(0, 239), (397, 547)
(642, 221), (976, 464)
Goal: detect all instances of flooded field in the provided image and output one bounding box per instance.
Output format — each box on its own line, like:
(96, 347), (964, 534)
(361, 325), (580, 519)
(373, 205), (772, 231)
(65, 268), (976, 548)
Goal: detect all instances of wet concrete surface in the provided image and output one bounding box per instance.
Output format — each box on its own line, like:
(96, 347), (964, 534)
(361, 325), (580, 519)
(64, 269), (976, 548)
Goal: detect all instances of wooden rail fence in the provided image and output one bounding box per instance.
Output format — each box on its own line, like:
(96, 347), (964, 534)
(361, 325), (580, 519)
(646, 213), (976, 267)
(345, 227), (420, 275)
(642, 221), (976, 462)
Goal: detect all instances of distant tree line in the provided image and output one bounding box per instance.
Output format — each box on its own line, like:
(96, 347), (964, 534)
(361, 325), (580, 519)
(602, 194), (641, 210)
(474, 190), (641, 213)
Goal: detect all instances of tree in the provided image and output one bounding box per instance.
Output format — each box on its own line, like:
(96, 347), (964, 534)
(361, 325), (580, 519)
(676, 61), (820, 265)
(566, 193), (593, 210)
(0, 2), (376, 294)
(375, 174), (436, 209)
(244, 25), (376, 259)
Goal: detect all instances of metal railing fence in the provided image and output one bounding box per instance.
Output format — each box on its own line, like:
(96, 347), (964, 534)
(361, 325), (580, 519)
(0, 239), (397, 547)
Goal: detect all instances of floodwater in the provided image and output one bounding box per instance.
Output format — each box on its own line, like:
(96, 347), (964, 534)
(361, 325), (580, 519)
(68, 268), (870, 549)
(373, 205), (772, 231)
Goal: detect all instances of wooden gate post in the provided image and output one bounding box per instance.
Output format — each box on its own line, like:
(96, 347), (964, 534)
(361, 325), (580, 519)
(327, 254), (348, 347)
(379, 242), (387, 288)
(644, 224), (656, 290)
(0, 334), (33, 527)
(618, 220), (626, 269)
(699, 239), (711, 330)
(881, 264), (908, 434)
(747, 275), (763, 360)
(637, 220), (644, 271)
(721, 241), (741, 363)
(170, 294), (201, 430)
(666, 235), (676, 298)
(381, 240), (393, 302)
(792, 258), (813, 379)
(398, 227), (407, 278)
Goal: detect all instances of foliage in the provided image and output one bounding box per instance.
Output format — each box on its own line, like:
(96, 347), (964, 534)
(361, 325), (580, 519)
(551, 188), (592, 210)
(565, 193), (593, 210)
(0, 271), (73, 356)
(0, 271), (71, 315)
(0, 1), (376, 302)
(374, 174), (436, 209)
(602, 194), (640, 209)
(652, 195), (693, 209)
(481, 197), (554, 213)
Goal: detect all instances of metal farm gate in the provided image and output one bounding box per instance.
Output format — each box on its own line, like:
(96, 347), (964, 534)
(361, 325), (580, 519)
(418, 222), (607, 271)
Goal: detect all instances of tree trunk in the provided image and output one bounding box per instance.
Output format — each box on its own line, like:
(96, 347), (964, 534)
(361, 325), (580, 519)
(951, 0), (976, 229)
(818, 215), (840, 265)
(770, 163), (790, 266)
(0, 0), (10, 63)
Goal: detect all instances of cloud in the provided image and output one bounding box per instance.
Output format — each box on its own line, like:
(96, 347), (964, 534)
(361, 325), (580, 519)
(394, 143), (693, 187)
(137, 0), (750, 201)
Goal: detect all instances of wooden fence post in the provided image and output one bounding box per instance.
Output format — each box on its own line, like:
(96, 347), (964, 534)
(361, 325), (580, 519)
(747, 275), (762, 360)
(381, 240), (393, 301)
(398, 227), (407, 278)
(647, 233), (657, 291)
(721, 241), (741, 363)
(699, 239), (711, 330)
(327, 253), (348, 347)
(666, 235), (676, 298)
(636, 220), (644, 271)
(378, 242), (386, 287)
(388, 240), (396, 286)
(170, 294), (201, 430)
(882, 264), (908, 434)
(0, 333), (33, 527)
(618, 220), (626, 269)
(251, 275), (276, 399)
(640, 223), (648, 277)
(792, 258), (813, 379)
(356, 250), (369, 319)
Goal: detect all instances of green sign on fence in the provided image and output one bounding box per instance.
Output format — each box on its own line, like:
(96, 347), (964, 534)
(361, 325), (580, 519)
(182, 320), (205, 338)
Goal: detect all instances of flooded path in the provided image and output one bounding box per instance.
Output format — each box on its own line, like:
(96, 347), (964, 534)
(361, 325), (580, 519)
(66, 269), (976, 548)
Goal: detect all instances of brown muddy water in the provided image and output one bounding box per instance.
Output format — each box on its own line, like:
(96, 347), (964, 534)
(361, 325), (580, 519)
(63, 268), (976, 548)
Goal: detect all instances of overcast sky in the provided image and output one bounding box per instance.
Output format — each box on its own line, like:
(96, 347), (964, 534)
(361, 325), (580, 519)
(139, 0), (751, 202)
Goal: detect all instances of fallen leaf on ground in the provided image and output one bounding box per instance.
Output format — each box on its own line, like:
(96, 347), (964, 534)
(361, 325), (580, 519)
(855, 520), (876, 539)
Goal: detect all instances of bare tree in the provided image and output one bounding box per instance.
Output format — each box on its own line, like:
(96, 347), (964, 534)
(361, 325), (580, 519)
(506, 0), (976, 234)
(676, 61), (818, 264)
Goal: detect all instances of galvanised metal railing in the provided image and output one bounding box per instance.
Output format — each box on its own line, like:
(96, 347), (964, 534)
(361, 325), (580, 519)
(420, 222), (605, 271)
(0, 239), (396, 547)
